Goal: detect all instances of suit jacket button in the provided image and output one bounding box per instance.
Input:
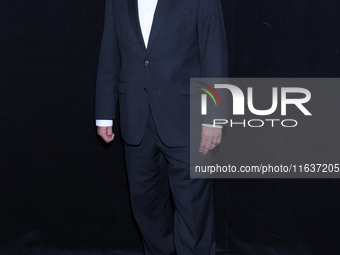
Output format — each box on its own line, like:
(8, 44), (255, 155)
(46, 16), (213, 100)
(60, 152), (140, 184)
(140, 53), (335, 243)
(144, 60), (150, 66)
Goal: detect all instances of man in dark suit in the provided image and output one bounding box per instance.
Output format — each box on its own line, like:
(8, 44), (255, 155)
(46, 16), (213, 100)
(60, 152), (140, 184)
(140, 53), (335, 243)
(95, 0), (228, 254)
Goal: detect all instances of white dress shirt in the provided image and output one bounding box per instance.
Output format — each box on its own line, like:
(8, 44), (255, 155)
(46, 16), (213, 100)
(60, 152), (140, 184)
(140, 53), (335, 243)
(138, 0), (158, 48)
(96, 0), (222, 129)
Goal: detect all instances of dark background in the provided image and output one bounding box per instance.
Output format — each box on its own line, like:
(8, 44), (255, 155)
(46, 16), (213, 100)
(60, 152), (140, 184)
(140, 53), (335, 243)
(1, 0), (340, 254)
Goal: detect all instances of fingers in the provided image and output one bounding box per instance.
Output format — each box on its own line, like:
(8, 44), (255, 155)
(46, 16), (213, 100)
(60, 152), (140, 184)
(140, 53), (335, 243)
(199, 138), (212, 155)
(106, 127), (114, 142)
(97, 126), (115, 143)
(199, 126), (222, 155)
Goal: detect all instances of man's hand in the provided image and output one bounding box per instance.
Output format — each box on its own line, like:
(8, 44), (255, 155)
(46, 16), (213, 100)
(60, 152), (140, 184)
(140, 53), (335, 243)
(97, 126), (115, 143)
(199, 126), (222, 155)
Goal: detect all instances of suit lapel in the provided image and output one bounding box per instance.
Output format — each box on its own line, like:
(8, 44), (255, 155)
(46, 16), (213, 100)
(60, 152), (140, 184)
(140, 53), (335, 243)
(147, 0), (172, 54)
(127, 0), (147, 53)
(127, 0), (171, 54)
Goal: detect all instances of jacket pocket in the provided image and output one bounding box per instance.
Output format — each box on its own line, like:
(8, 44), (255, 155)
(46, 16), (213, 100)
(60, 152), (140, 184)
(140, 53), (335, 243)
(178, 82), (202, 95)
(165, 11), (192, 20)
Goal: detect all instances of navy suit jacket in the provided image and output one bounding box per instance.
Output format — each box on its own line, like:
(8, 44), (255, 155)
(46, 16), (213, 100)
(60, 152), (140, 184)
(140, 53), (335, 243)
(95, 0), (228, 147)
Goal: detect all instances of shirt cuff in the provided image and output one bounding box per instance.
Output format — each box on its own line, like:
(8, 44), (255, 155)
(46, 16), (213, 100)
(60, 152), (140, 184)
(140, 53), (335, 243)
(202, 123), (223, 129)
(96, 119), (113, 127)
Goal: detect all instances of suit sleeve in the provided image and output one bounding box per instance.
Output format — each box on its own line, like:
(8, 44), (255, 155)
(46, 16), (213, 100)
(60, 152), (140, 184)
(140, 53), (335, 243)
(197, 0), (229, 123)
(95, 0), (120, 121)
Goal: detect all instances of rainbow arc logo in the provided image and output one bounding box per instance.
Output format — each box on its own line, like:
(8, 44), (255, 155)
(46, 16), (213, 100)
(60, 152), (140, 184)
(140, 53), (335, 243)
(197, 82), (223, 106)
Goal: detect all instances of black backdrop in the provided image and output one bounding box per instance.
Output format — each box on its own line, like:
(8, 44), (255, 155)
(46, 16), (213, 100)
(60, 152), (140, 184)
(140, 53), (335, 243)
(1, 0), (340, 254)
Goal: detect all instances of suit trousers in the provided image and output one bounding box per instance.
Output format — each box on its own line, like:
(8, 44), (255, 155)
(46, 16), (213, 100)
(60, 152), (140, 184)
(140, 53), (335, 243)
(124, 106), (216, 255)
